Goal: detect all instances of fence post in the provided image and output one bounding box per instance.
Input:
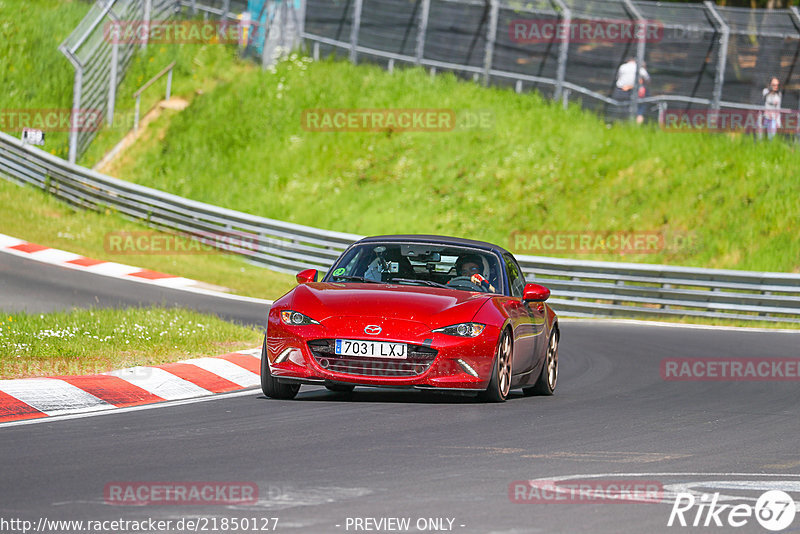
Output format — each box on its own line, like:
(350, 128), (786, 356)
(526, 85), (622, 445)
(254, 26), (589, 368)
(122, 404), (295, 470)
(142, 0), (152, 49)
(349, 0), (364, 63)
(704, 1), (728, 110)
(482, 0), (499, 86)
(551, 0), (570, 100)
(108, 40), (119, 126)
(415, 0), (431, 65)
(60, 45), (83, 165)
(622, 0), (646, 120)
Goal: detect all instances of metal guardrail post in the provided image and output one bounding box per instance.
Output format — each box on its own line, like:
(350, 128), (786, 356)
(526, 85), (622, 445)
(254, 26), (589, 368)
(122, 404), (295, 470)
(133, 61), (176, 132)
(482, 0), (499, 86)
(134, 95), (141, 131)
(415, 0), (431, 66)
(550, 0), (570, 100)
(166, 67), (173, 99)
(108, 40), (119, 126)
(107, 3), (121, 127)
(60, 46), (84, 165)
(349, 0), (364, 64)
(622, 0), (646, 120)
(704, 1), (729, 110)
(142, 0), (152, 49)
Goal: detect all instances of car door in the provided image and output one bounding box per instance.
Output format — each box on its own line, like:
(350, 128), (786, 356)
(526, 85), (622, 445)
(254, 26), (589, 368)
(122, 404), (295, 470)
(504, 254), (545, 377)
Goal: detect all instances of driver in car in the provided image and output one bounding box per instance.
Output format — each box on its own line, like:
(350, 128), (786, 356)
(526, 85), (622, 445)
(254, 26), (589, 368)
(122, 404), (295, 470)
(450, 254), (496, 292)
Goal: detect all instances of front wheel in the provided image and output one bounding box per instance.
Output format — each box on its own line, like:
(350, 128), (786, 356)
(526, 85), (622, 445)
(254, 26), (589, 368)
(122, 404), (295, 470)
(523, 330), (558, 396)
(480, 330), (513, 402)
(261, 337), (300, 400)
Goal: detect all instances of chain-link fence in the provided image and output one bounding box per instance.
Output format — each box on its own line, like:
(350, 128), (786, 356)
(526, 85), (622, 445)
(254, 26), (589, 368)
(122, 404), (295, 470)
(301, 0), (800, 124)
(58, 0), (800, 161)
(59, 0), (178, 164)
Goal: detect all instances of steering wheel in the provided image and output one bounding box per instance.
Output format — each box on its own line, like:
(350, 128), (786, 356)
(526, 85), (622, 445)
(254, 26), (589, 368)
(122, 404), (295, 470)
(447, 276), (487, 292)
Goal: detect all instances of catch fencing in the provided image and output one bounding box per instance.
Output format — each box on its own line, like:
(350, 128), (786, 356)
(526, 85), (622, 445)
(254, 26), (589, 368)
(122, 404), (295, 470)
(2, 130), (799, 324)
(59, 0), (177, 164)
(301, 0), (800, 122)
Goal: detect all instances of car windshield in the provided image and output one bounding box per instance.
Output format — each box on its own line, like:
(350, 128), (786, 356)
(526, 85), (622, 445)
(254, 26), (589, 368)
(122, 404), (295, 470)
(325, 242), (502, 294)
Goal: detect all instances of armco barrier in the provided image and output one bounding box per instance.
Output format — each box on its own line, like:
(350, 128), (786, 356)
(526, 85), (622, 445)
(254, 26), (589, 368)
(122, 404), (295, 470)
(2, 130), (799, 323)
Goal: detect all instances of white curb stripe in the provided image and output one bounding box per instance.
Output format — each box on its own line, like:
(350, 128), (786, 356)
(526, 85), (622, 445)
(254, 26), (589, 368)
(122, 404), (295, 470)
(26, 249), (82, 264)
(183, 358), (261, 388)
(105, 367), (212, 400)
(0, 378), (112, 416)
(0, 235), (24, 248)
(84, 262), (143, 277)
(236, 348), (263, 358)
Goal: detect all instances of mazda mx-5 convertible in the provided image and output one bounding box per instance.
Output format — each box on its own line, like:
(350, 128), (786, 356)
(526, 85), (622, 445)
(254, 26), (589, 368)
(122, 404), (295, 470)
(261, 235), (558, 402)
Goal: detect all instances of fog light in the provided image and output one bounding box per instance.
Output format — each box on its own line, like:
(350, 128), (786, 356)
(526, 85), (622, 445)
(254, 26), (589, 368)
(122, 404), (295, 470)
(320, 358), (330, 368)
(275, 348), (294, 364)
(457, 359), (479, 378)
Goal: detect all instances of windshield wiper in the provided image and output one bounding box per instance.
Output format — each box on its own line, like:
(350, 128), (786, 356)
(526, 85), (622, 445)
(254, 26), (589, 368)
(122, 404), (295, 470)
(331, 275), (384, 284)
(389, 278), (449, 289)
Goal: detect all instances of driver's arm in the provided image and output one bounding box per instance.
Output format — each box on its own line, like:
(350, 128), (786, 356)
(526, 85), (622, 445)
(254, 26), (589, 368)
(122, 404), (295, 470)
(471, 274), (496, 292)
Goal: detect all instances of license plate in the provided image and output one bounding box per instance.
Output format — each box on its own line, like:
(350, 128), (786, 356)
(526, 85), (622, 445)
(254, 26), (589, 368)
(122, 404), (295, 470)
(335, 339), (407, 359)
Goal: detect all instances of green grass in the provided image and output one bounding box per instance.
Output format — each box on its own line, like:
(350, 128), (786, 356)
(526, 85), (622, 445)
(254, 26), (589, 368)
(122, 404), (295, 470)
(0, 178), (296, 300)
(0, 307), (262, 378)
(107, 55), (800, 273)
(0, 0), (89, 157)
(0, 0), (254, 163)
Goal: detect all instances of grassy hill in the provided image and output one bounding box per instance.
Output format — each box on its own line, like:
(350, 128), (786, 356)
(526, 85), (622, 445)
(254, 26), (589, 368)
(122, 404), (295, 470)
(105, 55), (799, 273)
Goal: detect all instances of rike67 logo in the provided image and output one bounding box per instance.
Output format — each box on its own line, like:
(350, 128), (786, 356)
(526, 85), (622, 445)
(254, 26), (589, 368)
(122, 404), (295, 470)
(668, 490), (797, 531)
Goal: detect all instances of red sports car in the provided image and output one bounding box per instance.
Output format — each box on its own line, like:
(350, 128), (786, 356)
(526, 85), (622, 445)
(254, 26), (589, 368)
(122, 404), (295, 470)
(261, 235), (558, 402)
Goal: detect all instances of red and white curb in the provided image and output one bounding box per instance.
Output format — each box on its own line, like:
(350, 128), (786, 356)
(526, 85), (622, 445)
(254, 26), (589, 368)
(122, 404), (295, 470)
(0, 233), (271, 304)
(0, 348), (262, 423)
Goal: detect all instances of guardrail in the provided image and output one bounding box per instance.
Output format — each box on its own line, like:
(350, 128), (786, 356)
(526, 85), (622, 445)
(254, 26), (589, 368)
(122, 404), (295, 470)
(133, 61), (176, 131)
(1, 129), (799, 323)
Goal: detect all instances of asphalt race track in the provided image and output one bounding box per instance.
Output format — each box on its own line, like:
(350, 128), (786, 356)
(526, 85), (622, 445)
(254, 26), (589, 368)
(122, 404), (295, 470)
(2, 253), (800, 533)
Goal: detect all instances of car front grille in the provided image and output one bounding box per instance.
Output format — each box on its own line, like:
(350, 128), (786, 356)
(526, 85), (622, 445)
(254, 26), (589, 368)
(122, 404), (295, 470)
(307, 339), (438, 377)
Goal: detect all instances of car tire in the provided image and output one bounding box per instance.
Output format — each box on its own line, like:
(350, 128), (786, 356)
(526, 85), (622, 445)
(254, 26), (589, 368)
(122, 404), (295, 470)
(260, 336), (300, 400)
(480, 329), (513, 403)
(325, 383), (355, 393)
(523, 330), (558, 396)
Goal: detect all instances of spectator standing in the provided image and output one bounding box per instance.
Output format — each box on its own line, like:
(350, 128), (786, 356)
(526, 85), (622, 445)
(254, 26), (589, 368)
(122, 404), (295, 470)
(613, 58), (650, 123)
(762, 77), (782, 140)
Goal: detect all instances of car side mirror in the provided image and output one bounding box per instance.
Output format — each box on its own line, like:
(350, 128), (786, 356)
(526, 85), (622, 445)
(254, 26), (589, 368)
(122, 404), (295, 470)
(522, 283), (550, 302)
(296, 268), (318, 284)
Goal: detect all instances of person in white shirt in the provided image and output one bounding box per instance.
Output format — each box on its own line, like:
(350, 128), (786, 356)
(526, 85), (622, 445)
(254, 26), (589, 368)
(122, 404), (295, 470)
(762, 77), (782, 140)
(613, 58), (650, 123)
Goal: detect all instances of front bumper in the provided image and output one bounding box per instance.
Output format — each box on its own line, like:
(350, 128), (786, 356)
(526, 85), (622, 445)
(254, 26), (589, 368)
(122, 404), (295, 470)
(266, 315), (500, 390)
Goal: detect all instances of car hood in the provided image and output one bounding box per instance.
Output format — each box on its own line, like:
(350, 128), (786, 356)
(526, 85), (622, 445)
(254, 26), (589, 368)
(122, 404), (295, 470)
(290, 282), (492, 329)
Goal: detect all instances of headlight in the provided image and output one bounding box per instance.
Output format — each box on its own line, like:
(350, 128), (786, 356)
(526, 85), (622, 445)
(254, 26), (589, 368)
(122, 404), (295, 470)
(280, 310), (320, 325)
(433, 323), (485, 337)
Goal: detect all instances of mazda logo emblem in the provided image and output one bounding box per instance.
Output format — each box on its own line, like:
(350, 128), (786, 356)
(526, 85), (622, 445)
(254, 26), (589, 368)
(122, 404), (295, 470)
(364, 325), (382, 335)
